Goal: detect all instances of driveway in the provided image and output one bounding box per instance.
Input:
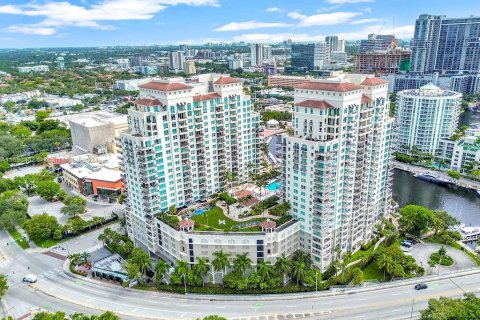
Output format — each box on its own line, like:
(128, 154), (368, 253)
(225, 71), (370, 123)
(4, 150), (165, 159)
(409, 242), (477, 274)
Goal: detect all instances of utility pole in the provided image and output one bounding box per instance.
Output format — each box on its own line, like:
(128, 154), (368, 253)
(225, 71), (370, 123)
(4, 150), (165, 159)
(410, 299), (415, 319)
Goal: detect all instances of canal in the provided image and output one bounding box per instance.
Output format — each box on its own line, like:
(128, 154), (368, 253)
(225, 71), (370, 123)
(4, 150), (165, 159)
(392, 169), (480, 226)
(459, 109), (480, 127)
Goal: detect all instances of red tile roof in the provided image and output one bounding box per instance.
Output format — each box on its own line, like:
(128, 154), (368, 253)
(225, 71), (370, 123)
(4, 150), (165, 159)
(261, 220), (277, 229)
(48, 157), (70, 165)
(214, 76), (242, 85)
(179, 219), (195, 228)
(135, 98), (163, 106)
(296, 99), (334, 109)
(193, 93), (221, 102)
(139, 82), (193, 91)
(361, 95), (373, 104)
(295, 82), (361, 92)
(234, 189), (253, 198)
(360, 77), (389, 86)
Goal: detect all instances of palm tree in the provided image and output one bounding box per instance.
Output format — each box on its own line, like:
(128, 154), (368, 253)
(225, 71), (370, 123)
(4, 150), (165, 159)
(291, 260), (308, 286)
(275, 254), (291, 286)
(81, 251), (91, 263)
(155, 259), (170, 283)
(256, 260), (274, 281)
(68, 253), (82, 265)
(375, 252), (394, 280)
(193, 257), (210, 287)
(222, 171), (234, 194)
(427, 259), (437, 274)
(255, 179), (267, 197)
(212, 251), (231, 283)
(233, 253), (252, 276)
(176, 260), (189, 278)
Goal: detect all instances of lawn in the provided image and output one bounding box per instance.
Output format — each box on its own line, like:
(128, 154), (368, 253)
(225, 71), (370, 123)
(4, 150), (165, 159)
(7, 228), (30, 249)
(362, 261), (384, 281)
(430, 252), (454, 266)
(192, 206), (265, 232)
(34, 238), (63, 248)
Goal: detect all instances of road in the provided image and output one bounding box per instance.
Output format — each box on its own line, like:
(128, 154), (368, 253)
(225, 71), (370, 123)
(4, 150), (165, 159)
(1, 230), (480, 320)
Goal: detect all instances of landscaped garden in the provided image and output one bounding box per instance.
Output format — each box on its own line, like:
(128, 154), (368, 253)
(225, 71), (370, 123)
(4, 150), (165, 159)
(191, 206), (266, 232)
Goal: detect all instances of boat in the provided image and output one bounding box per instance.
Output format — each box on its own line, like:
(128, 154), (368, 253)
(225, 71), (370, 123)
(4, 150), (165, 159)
(414, 172), (451, 185)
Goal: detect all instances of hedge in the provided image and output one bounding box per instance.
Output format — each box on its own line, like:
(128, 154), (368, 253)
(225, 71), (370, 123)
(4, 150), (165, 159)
(151, 283), (321, 295)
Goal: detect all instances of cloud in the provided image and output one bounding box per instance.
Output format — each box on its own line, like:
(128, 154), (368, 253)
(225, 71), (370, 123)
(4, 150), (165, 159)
(338, 24), (415, 40)
(326, 0), (374, 4)
(266, 7), (280, 12)
(215, 21), (292, 32)
(6, 25), (56, 35)
(232, 33), (325, 43)
(350, 18), (383, 25)
(288, 11), (362, 26)
(0, 0), (219, 35)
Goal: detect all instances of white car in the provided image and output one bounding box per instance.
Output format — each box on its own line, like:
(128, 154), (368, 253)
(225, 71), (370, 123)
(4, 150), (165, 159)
(22, 274), (37, 283)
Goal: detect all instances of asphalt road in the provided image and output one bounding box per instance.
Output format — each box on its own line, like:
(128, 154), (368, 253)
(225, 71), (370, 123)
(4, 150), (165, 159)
(1, 230), (480, 320)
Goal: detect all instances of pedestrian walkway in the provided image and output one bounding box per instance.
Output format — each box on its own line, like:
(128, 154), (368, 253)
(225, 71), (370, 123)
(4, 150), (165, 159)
(391, 160), (480, 190)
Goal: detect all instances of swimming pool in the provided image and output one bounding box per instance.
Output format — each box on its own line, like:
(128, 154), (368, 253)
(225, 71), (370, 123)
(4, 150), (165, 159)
(191, 208), (207, 216)
(266, 181), (281, 191)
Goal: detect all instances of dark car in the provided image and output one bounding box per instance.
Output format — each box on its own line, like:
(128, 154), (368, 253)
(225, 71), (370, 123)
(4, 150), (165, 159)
(415, 283), (428, 290)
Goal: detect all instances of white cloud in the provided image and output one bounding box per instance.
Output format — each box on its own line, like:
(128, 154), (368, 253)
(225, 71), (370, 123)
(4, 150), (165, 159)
(288, 11), (362, 27)
(350, 18), (383, 25)
(326, 0), (374, 4)
(6, 25), (56, 35)
(266, 7), (280, 12)
(338, 24), (415, 40)
(0, 0), (219, 35)
(215, 21), (293, 32)
(232, 33), (325, 43)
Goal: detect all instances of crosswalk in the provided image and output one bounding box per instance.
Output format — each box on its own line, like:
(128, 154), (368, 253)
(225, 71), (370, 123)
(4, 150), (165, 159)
(7, 267), (64, 290)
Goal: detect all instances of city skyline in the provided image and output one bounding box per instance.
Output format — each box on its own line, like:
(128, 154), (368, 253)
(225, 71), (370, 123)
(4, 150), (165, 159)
(0, 0), (479, 48)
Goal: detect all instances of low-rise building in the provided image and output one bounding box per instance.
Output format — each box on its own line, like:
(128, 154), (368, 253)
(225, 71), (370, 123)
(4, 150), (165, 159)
(115, 78), (158, 91)
(69, 114), (128, 155)
(439, 127), (480, 173)
(156, 217), (300, 266)
(267, 75), (312, 88)
(18, 65), (49, 73)
(60, 153), (124, 197)
(0, 90), (41, 104)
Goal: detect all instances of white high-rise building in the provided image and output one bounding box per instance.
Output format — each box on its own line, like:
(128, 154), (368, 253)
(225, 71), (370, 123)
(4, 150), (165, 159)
(251, 43), (264, 67)
(18, 65), (49, 73)
(117, 59), (130, 69)
(121, 75), (260, 252)
(396, 83), (461, 155)
(281, 77), (394, 271)
(263, 45), (273, 61)
(184, 60), (196, 75)
(169, 51), (186, 71)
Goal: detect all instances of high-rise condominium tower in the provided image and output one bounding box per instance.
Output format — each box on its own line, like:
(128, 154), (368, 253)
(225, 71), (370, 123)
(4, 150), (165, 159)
(121, 74), (260, 252)
(291, 43), (330, 71)
(411, 14), (480, 74)
(396, 84), (461, 155)
(281, 77), (394, 271)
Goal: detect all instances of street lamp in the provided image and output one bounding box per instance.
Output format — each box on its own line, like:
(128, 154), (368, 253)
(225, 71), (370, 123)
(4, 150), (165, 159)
(182, 274), (187, 295)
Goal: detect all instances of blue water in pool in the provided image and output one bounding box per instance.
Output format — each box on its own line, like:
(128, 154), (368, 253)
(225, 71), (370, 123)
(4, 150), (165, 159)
(266, 181), (281, 191)
(191, 208), (206, 216)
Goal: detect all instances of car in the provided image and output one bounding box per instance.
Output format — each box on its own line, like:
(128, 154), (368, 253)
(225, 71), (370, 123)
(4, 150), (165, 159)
(22, 274), (37, 283)
(414, 283), (428, 290)
(401, 241), (412, 248)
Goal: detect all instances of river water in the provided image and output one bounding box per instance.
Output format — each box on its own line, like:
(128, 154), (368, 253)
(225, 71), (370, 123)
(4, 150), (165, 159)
(392, 169), (480, 226)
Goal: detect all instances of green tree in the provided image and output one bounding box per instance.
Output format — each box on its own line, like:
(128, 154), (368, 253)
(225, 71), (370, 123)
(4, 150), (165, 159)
(399, 205), (434, 236)
(61, 202), (86, 218)
(256, 260), (275, 281)
(35, 180), (62, 201)
(32, 312), (66, 320)
(420, 293), (480, 320)
(10, 125), (32, 139)
(351, 267), (363, 285)
(125, 261), (142, 282)
(434, 210), (460, 229)
(192, 257), (210, 286)
(212, 250), (230, 282)
(0, 135), (25, 161)
(128, 247), (151, 274)
(291, 260), (308, 285)
(35, 110), (50, 122)
(232, 253), (251, 276)
(201, 316), (227, 320)
(23, 213), (61, 242)
(13, 174), (37, 196)
(275, 254), (291, 285)
(0, 274), (8, 298)
(447, 169), (461, 180)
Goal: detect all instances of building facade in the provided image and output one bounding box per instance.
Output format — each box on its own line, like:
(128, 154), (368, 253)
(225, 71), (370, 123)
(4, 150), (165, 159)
(354, 50), (411, 74)
(396, 84), (461, 155)
(291, 43), (330, 71)
(359, 34), (396, 53)
(169, 51), (186, 71)
(18, 65), (49, 73)
(438, 126), (480, 173)
(121, 75), (260, 253)
(281, 77), (394, 271)
(267, 75), (312, 88)
(250, 43), (264, 67)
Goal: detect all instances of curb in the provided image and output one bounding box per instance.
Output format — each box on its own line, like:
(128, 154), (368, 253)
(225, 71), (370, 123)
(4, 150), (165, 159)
(61, 258), (480, 301)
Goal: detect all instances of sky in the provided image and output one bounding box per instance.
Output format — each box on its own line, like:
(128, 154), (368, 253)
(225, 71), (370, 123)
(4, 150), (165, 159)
(0, 0), (478, 48)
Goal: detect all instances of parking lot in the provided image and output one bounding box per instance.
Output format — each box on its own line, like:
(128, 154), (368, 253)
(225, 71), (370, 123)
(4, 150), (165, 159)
(406, 242), (477, 274)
